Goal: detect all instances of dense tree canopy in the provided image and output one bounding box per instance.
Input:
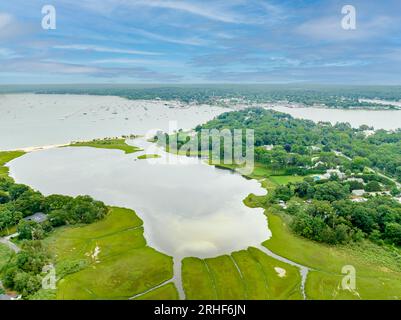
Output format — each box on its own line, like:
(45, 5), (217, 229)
(198, 108), (401, 182)
(273, 178), (401, 246)
(0, 177), (108, 235)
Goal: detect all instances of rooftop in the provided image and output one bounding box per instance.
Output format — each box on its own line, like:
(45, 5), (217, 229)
(23, 212), (48, 224)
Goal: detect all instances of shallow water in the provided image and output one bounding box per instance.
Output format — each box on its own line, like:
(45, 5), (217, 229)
(0, 94), (226, 150)
(8, 138), (270, 259)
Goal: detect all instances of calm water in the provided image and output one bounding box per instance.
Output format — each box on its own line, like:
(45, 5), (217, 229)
(0, 94), (225, 150)
(8, 138), (269, 259)
(269, 106), (401, 130)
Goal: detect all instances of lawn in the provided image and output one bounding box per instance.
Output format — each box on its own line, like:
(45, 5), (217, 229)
(0, 151), (26, 178)
(44, 207), (176, 300)
(248, 164), (276, 179)
(268, 175), (306, 186)
(70, 138), (142, 154)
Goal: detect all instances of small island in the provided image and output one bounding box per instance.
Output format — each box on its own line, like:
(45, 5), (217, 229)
(70, 136), (142, 154)
(137, 154), (161, 160)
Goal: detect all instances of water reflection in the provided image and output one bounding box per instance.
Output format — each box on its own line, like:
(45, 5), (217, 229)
(9, 138), (270, 259)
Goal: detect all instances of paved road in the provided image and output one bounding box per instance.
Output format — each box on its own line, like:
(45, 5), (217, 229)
(0, 233), (20, 253)
(376, 171), (401, 189)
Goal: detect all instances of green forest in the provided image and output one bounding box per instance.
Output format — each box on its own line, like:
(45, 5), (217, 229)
(1, 84), (401, 109)
(198, 108), (401, 182)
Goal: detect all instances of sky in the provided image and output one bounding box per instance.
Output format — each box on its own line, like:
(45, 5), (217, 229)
(1, 0), (401, 84)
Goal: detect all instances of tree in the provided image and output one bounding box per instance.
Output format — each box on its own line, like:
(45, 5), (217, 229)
(351, 156), (371, 172)
(0, 207), (22, 231)
(0, 190), (10, 204)
(13, 272), (42, 297)
(396, 166), (401, 182)
(346, 180), (364, 191)
(8, 184), (30, 200)
(15, 244), (48, 274)
(334, 224), (351, 244)
(17, 221), (45, 240)
(14, 191), (45, 216)
(390, 187), (400, 197)
(274, 185), (294, 201)
(365, 181), (382, 192)
(42, 194), (74, 212)
(313, 181), (349, 202)
(351, 207), (377, 234)
(384, 223), (401, 246)
(294, 182), (308, 198)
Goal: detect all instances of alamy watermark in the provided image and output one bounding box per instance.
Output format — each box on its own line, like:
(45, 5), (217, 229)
(42, 263), (56, 290)
(341, 5), (357, 30)
(39, 4), (356, 32)
(341, 265), (356, 291)
(143, 121), (255, 175)
(41, 5), (56, 30)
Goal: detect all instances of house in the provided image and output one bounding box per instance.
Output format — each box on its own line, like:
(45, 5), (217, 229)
(352, 189), (365, 197)
(346, 178), (365, 184)
(326, 169), (346, 180)
(278, 200), (287, 209)
(263, 145), (274, 151)
(363, 130), (375, 137)
(351, 198), (368, 203)
(310, 146), (321, 152)
(23, 212), (48, 224)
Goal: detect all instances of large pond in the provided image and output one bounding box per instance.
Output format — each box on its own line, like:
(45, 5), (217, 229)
(8, 138), (269, 259)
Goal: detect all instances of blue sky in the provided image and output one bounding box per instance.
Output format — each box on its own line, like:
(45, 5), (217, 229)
(1, 0), (401, 84)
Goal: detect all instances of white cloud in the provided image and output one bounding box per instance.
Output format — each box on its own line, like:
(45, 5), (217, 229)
(69, 0), (261, 24)
(0, 48), (18, 58)
(132, 0), (244, 23)
(0, 12), (13, 29)
(0, 59), (181, 81)
(53, 44), (162, 56)
(129, 28), (209, 46)
(91, 58), (185, 68)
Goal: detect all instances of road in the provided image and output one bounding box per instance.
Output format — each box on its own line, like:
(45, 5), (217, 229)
(0, 233), (20, 253)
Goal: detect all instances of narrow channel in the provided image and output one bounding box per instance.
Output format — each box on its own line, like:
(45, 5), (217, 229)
(256, 244), (309, 300)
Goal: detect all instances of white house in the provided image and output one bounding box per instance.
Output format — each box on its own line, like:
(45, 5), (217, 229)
(263, 145), (274, 151)
(352, 189), (366, 197)
(327, 169), (346, 180)
(346, 177), (365, 184)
